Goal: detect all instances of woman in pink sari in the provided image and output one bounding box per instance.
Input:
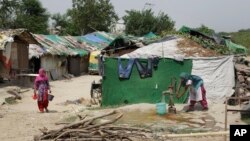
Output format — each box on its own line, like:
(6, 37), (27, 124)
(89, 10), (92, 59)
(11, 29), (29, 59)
(34, 68), (51, 113)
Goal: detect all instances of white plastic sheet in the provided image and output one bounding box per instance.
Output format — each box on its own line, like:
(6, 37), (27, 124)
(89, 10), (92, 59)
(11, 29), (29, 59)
(121, 37), (185, 60)
(192, 56), (235, 104)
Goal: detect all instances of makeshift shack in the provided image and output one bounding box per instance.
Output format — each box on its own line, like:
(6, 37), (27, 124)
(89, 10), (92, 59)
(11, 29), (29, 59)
(76, 32), (116, 74)
(32, 34), (89, 78)
(103, 32), (159, 57)
(102, 36), (235, 106)
(0, 29), (38, 80)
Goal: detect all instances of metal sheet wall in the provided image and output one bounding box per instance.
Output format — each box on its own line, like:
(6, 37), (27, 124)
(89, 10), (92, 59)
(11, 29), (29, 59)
(41, 55), (68, 80)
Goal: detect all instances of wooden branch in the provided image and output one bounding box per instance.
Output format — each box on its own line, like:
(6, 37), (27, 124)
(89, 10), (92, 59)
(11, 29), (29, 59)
(83, 119), (94, 127)
(55, 122), (70, 125)
(59, 110), (117, 130)
(55, 129), (91, 140)
(79, 114), (87, 120)
(101, 126), (152, 133)
(36, 111), (153, 141)
(56, 138), (103, 141)
(166, 131), (229, 138)
(44, 111), (117, 139)
(84, 113), (123, 130)
(7, 90), (22, 100)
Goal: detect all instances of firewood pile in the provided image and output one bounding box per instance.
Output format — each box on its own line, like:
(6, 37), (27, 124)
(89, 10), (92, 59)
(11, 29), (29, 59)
(34, 111), (153, 141)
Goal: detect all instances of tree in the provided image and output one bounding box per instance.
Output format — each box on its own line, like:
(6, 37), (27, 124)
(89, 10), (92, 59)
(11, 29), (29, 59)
(123, 9), (175, 36)
(69, 0), (118, 35)
(195, 24), (215, 36)
(51, 12), (78, 35)
(16, 0), (49, 34)
(0, 0), (49, 33)
(0, 0), (19, 29)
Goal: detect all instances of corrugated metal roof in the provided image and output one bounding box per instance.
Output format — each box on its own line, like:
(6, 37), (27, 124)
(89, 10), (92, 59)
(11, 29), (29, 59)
(33, 34), (89, 56)
(63, 36), (96, 51)
(30, 32), (118, 57)
(77, 31), (116, 50)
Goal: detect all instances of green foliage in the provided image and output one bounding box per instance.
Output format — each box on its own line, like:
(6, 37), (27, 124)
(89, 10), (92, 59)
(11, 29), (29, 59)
(0, 0), (49, 34)
(219, 29), (250, 51)
(51, 12), (78, 35)
(190, 36), (230, 55)
(231, 30), (250, 49)
(195, 24), (215, 36)
(0, 0), (19, 28)
(242, 118), (250, 124)
(16, 0), (49, 34)
(177, 33), (230, 55)
(123, 9), (175, 36)
(69, 0), (118, 35)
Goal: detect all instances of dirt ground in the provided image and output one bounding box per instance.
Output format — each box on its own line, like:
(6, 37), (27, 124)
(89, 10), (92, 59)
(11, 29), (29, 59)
(0, 75), (246, 141)
(177, 38), (221, 57)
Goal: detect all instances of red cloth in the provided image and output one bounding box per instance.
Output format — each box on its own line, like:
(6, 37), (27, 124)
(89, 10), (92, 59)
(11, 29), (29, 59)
(32, 93), (37, 100)
(0, 53), (12, 69)
(37, 91), (48, 112)
(189, 85), (208, 110)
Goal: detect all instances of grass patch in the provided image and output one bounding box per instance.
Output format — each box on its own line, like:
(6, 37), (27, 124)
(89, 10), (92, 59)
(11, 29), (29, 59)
(242, 118), (250, 124)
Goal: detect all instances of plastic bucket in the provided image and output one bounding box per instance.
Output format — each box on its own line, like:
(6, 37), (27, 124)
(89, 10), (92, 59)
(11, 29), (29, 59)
(156, 102), (166, 115)
(48, 94), (54, 101)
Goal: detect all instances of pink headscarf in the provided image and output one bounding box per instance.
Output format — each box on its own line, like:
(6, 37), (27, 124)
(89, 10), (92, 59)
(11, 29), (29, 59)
(35, 68), (48, 82)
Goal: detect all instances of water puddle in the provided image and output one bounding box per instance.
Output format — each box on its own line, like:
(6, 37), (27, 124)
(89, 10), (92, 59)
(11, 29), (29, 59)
(118, 109), (208, 127)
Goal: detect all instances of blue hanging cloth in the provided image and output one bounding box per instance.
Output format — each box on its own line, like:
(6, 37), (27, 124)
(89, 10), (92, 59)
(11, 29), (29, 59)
(118, 58), (135, 79)
(135, 58), (153, 79)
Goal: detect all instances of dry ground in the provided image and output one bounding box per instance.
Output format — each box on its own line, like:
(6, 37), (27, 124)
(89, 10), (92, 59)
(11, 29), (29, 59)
(0, 75), (246, 141)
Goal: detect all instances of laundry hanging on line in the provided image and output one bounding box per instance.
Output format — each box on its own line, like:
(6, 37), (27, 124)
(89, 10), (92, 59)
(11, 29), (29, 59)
(118, 58), (135, 79)
(135, 58), (153, 79)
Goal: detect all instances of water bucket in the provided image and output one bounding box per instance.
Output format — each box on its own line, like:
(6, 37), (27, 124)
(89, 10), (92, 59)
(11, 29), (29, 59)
(48, 94), (54, 101)
(156, 102), (167, 115)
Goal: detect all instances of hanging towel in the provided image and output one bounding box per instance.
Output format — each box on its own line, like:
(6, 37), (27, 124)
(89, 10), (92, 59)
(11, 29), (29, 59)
(135, 58), (153, 78)
(118, 58), (135, 79)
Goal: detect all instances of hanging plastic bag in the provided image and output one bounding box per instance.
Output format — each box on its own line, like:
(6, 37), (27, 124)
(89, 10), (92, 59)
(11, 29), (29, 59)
(32, 92), (37, 100)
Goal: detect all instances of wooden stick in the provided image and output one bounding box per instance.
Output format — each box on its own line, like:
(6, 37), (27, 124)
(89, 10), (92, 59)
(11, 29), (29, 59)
(59, 110), (117, 130)
(101, 126), (152, 133)
(84, 113), (123, 130)
(83, 119), (94, 127)
(56, 138), (103, 141)
(55, 122), (70, 125)
(43, 110), (117, 139)
(166, 131), (229, 138)
(54, 129), (91, 140)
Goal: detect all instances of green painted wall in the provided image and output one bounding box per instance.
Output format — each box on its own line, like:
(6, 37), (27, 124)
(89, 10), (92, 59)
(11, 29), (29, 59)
(102, 58), (192, 106)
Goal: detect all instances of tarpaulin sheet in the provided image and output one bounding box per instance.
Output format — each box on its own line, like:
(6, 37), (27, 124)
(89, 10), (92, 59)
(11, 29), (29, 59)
(102, 58), (192, 106)
(191, 56), (235, 104)
(121, 37), (185, 61)
(225, 40), (247, 54)
(83, 34), (107, 43)
(89, 51), (100, 71)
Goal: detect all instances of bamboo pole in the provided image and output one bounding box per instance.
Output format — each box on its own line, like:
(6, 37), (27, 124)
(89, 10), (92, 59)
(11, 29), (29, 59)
(166, 131), (229, 138)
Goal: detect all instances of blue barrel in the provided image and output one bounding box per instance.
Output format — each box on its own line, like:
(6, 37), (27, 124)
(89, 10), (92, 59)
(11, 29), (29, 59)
(156, 102), (166, 115)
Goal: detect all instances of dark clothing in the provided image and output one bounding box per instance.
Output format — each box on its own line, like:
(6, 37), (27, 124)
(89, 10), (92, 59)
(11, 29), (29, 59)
(118, 58), (135, 79)
(135, 58), (153, 78)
